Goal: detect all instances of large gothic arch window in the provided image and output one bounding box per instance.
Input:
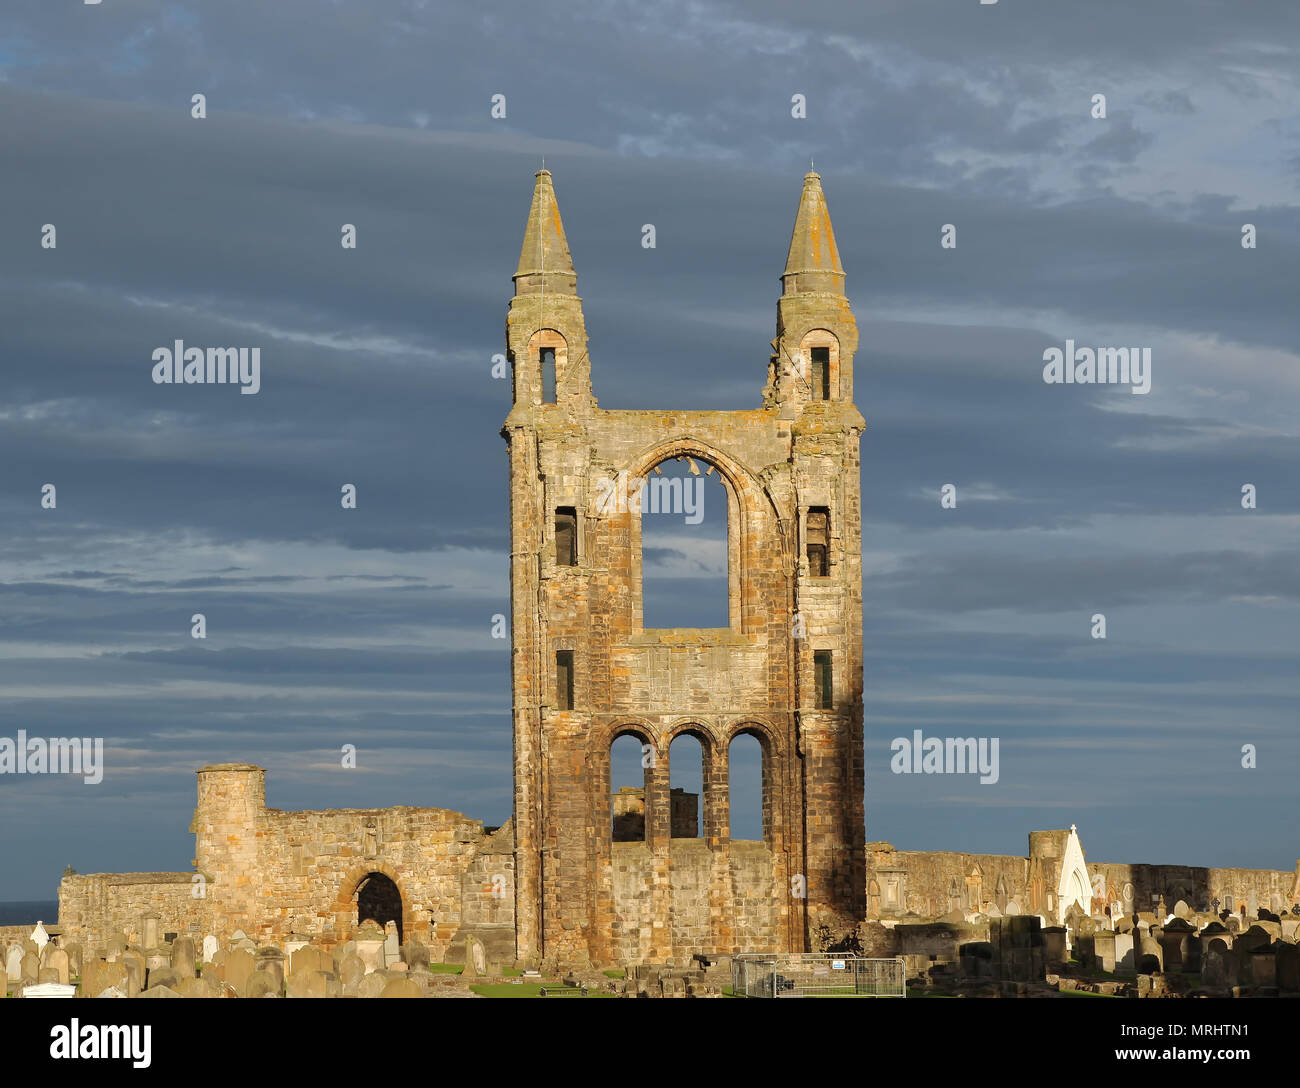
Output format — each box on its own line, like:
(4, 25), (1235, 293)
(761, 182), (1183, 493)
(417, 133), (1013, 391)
(636, 454), (731, 629)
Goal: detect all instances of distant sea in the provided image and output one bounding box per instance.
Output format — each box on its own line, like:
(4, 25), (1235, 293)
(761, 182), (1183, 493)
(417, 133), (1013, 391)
(0, 901), (58, 926)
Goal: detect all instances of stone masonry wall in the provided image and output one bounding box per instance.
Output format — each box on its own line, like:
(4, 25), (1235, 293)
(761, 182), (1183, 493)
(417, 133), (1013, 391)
(58, 873), (209, 956)
(57, 765), (515, 960)
(867, 840), (1300, 924)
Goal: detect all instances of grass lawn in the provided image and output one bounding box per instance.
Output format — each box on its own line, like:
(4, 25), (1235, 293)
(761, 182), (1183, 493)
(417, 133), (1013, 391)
(469, 981), (614, 998)
(428, 962), (524, 976)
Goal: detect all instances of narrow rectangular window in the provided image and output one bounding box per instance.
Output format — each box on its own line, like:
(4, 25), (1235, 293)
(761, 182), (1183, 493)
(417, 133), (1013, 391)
(540, 347), (556, 403)
(555, 507), (577, 566)
(810, 347), (830, 401)
(814, 650), (832, 710)
(806, 507), (829, 576)
(555, 650), (574, 711)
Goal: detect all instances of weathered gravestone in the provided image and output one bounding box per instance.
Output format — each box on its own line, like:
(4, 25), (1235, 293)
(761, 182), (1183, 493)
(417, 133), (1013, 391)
(289, 945), (330, 978)
(255, 947), (285, 990)
(463, 934), (487, 979)
(355, 922), (386, 974)
(171, 937), (197, 980)
(177, 975), (222, 999)
(286, 968), (331, 999)
(380, 977), (422, 998)
(21, 982), (76, 998)
(338, 952), (366, 993)
(140, 913), (160, 950)
(63, 943), (83, 979)
(6, 944), (25, 982)
(402, 941), (430, 971)
(1202, 947), (1227, 987)
(1137, 937), (1162, 973)
(1251, 950), (1276, 989)
(148, 967), (181, 991)
(81, 960), (129, 998)
(119, 950), (146, 997)
(356, 972), (389, 999)
(223, 947), (255, 995)
(244, 969), (281, 998)
(1092, 930), (1117, 973)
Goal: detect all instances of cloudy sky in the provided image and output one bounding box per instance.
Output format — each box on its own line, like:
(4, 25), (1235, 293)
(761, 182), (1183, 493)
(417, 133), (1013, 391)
(1, 1), (1298, 900)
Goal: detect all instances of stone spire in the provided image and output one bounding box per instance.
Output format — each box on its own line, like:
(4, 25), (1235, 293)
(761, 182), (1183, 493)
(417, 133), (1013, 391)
(781, 171), (845, 296)
(514, 169), (577, 296)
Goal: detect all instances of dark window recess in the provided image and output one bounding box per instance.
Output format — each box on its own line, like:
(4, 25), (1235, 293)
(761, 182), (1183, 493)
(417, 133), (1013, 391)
(540, 347), (557, 403)
(814, 651), (833, 710)
(555, 507), (577, 566)
(810, 346), (830, 401)
(555, 650), (574, 711)
(806, 507), (829, 576)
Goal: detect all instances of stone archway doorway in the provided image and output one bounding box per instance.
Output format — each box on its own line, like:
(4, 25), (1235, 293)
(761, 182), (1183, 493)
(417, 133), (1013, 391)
(356, 872), (403, 944)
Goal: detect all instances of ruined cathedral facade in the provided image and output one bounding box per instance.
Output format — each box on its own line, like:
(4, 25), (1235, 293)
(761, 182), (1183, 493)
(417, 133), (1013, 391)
(503, 169), (867, 966)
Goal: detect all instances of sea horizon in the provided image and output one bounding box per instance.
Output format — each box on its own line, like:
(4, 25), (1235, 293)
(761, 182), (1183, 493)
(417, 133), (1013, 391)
(0, 900), (59, 927)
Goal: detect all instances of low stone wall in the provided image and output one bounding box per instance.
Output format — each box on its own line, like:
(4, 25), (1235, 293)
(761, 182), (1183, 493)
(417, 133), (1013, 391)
(58, 873), (208, 956)
(0, 924), (40, 946)
(1089, 861), (1298, 918)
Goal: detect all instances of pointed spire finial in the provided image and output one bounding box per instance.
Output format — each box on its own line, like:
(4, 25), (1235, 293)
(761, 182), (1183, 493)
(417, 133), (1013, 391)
(514, 168), (576, 295)
(782, 170), (844, 295)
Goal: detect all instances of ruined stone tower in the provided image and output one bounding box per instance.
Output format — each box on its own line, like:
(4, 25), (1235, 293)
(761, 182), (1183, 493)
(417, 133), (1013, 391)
(503, 170), (865, 969)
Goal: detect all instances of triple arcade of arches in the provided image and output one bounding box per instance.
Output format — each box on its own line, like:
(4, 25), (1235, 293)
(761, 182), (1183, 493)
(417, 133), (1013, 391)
(605, 720), (777, 845)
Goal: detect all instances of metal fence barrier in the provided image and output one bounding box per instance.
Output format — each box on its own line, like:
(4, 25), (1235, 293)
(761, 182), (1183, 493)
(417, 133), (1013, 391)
(539, 985), (588, 997)
(732, 953), (906, 998)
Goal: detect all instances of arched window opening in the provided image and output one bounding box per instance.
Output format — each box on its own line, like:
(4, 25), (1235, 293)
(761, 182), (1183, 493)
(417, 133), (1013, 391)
(611, 733), (649, 842)
(640, 455), (729, 629)
(540, 346), (556, 403)
(728, 732), (769, 842)
(799, 331), (839, 401)
(668, 734), (704, 839)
